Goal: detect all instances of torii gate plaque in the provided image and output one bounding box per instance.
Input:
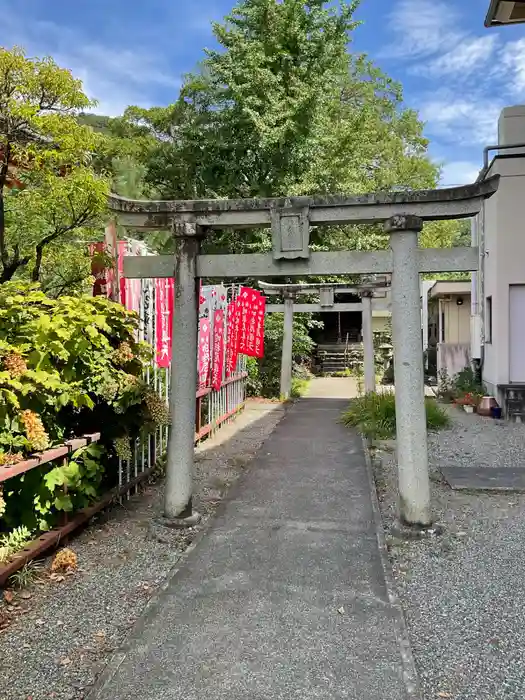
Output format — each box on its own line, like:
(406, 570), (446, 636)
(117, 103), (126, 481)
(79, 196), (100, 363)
(109, 177), (499, 531)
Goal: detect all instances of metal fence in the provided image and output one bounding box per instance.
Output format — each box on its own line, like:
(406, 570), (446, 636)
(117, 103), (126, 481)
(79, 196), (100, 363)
(116, 267), (248, 497)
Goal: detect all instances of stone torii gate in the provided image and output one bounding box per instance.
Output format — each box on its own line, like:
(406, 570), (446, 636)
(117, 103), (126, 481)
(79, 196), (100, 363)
(258, 280), (391, 398)
(109, 177), (499, 530)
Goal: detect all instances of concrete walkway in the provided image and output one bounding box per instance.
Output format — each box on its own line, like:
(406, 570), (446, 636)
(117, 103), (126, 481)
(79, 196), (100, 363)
(89, 378), (414, 700)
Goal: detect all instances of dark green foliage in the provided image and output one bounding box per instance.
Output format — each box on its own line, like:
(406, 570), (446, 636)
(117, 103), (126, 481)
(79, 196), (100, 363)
(246, 356), (263, 397)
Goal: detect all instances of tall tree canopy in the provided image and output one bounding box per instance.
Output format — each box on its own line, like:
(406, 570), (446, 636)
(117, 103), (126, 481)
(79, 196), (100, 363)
(0, 47), (109, 285)
(115, 0), (443, 256)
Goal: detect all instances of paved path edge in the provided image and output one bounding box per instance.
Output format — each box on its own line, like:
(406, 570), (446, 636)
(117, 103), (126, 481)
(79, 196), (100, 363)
(86, 404), (289, 700)
(361, 435), (422, 700)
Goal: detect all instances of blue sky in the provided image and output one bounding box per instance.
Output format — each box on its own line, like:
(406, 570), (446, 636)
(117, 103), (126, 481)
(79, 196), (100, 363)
(1, 0), (524, 186)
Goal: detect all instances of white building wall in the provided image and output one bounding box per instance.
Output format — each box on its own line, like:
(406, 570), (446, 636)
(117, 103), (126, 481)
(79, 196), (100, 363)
(482, 152), (525, 396)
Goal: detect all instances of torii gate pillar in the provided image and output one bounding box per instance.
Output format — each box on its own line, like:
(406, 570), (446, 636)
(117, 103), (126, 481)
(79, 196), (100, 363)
(164, 223), (202, 523)
(280, 293), (294, 400)
(361, 292), (376, 394)
(387, 215), (430, 527)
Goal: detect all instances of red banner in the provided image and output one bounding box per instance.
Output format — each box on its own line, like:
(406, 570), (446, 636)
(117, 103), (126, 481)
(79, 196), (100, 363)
(118, 241), (128, 308)
(238, 287), (256, 355)
(117, 241), (145, 313)
(211, 309), (225, 391)
(155, 278), (174, 368)
(237, 287), (266, 358)
(226, 299), (240, 377)
(198, 318), (211, 388)
(253, 293), (266, 358)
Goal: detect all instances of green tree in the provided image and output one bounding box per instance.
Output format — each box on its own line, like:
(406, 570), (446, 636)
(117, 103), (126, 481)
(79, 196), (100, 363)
(110, 155), (172, 254)
(0, 47), (110, 284)
(117, 0), (439, 255)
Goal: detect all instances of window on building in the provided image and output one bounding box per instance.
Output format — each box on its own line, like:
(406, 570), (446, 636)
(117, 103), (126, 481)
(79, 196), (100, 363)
(440, 311), (445, 342)
(486, 296), (492, 344)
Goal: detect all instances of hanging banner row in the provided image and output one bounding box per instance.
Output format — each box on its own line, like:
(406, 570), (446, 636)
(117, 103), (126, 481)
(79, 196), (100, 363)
(89, 239), (266, 390)
(159, 280), (266, 389)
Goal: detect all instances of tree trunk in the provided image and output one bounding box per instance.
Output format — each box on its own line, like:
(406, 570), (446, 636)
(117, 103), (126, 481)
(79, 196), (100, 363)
(0, 250), (31, 283)
(32, 244), (44, 282)
(0, 261), (19, 283)
(0, 192), (6, 269)
(32, 231), (61, 283)
(0, 143), (11, 281)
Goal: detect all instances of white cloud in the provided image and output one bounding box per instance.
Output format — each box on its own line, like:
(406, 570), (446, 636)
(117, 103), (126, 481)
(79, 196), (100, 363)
(418, 35), (499, 78)
(383, 0), (525, 162)
(501, 38), (525, 96)
(381, 0), (462, 59)
(439, 160), (481, 186)
(0, 8), (179, 116)
(419, 94), (501, 145)
(75, 74), (156, 118)
(383, 0), (498, 81)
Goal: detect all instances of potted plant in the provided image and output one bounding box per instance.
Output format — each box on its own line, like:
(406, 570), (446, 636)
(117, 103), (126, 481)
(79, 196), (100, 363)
(454, 392), (477, 413)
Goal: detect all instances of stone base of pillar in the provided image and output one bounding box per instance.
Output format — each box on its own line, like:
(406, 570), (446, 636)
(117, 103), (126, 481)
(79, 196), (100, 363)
(160, 512), (202, 529)
(148, 512), (202, 543)
(390, 520), (444, 541)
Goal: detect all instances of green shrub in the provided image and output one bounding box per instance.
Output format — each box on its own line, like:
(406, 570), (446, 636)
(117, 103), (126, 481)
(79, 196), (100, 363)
(0, 282), (169, 535)
(290, 377), (310, 399)
(341, 391), (450, 440)
(452, 366), (484, 396)
(0, 526), (34, 563)
(437, 366), (485, 403)
(2, 443), (106, 532)
(0, 282), (164, 457)
(246, 356), (262, 397)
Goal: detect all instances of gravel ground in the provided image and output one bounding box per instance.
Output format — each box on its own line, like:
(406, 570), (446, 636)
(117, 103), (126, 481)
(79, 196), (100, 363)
(428, 405), (525, 474)
(0, 400), (285, 700)
(374, 407), (525, 700)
